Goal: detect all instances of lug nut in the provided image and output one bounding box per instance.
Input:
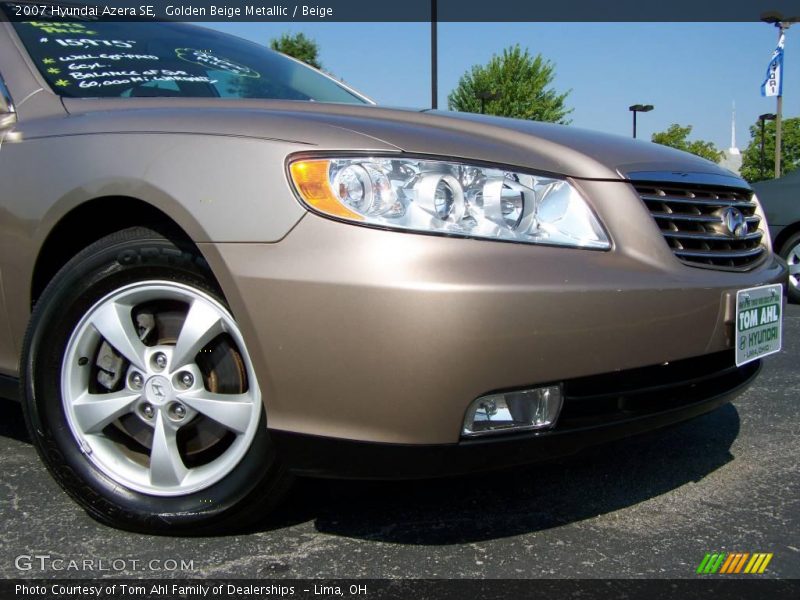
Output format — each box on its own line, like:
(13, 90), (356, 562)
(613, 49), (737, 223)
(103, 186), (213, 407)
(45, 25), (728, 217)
(130, 372), (144, 390)
(153, 352), (168, 370)
(170, 403), (187, 420)
(141, 403), (155, 419)
(179, 372), (194, 388)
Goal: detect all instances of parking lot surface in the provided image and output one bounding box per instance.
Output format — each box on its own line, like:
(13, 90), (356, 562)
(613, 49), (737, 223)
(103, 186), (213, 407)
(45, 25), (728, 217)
(1, 304), (798, 579)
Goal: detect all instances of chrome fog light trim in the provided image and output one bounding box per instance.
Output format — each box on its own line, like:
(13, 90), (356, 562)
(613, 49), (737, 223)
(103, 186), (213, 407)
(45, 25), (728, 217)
(462, 385), (563, 437)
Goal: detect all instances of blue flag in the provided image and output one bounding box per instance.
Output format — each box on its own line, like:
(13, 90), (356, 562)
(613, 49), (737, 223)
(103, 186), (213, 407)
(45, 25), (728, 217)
(761, 32), (785, 97)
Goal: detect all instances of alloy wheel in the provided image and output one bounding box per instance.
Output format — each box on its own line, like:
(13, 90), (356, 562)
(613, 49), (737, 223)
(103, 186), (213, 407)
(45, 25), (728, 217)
(60, 281), (262, 496)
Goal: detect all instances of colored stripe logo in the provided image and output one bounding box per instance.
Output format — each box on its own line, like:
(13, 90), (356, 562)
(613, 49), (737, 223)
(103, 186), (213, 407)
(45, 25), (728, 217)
(696, 552), (773, 574)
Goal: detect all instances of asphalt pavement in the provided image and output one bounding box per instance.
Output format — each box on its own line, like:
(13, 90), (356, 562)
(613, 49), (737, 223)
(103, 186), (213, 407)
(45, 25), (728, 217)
(1, 305), (798, 579)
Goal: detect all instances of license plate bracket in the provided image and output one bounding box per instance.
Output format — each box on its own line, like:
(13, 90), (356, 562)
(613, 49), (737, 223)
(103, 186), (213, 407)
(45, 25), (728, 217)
(735, 284), (783, 366)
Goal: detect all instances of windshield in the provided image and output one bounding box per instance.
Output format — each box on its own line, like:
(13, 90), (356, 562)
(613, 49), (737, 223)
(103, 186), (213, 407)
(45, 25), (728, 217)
(8, 16), (369, 103)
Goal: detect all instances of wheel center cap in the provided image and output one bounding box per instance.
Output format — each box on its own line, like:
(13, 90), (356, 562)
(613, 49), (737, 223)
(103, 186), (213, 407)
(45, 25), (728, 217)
(145, 375), (172, 405)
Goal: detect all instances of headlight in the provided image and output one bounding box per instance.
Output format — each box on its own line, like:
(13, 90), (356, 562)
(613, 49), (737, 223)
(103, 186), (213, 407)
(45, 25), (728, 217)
(288, 156), (610, 249)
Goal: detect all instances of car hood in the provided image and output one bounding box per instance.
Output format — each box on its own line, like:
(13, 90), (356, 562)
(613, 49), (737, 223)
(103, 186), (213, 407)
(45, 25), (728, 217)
(58, 98), (741, 181)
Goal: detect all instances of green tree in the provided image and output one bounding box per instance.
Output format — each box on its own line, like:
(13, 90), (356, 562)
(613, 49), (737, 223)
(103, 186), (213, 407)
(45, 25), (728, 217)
(740, 117), (800, 183)
(651, 124), (723, 163)
(270, 32), (321, 69)
(447, 45), (572, 124)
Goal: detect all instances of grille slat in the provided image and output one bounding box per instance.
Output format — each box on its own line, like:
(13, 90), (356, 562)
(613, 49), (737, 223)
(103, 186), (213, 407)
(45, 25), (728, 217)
(663, 230), (763, 242)
(674, 247), (765, 260)
(634, 182), (766, 270)
(639, 194), (755, 209)
(650, 212), (722, 223)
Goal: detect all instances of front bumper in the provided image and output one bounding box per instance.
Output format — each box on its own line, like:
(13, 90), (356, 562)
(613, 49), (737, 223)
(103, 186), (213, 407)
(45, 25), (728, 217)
(271, 352), (759, 479)
(199, 180), (786, 446)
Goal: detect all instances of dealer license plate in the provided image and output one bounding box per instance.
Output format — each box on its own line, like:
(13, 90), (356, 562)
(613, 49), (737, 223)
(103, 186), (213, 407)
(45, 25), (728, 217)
(735, 284), (783, 366)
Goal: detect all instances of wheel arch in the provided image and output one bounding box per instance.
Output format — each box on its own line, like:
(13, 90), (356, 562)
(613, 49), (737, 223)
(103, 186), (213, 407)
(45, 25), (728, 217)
(773, 221), (800, 257)
(31, 196), (205, 308)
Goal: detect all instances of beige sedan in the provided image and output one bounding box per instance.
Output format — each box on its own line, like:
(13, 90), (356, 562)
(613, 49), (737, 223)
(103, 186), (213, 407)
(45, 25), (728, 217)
(0, 12), (787, 532)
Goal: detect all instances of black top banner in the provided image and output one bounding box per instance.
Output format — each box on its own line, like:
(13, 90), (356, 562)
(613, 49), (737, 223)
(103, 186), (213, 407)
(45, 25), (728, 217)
(2, 0), (799, 22)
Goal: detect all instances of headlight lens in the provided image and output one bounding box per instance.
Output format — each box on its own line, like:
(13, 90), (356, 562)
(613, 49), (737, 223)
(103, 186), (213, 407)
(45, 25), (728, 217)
(289, 157), (610, 249)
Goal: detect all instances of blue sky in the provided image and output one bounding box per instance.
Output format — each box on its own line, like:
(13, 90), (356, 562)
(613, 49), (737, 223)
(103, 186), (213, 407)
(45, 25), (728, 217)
(207, 21), (797, 152)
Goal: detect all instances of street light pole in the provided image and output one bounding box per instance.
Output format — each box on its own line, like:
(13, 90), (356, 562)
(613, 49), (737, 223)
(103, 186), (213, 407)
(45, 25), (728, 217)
(629, 104), (654, 139)
(476, 90), (499, 115)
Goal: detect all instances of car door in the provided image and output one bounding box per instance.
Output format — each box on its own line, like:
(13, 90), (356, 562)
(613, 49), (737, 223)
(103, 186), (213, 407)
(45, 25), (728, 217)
(0, 20), (84, 381)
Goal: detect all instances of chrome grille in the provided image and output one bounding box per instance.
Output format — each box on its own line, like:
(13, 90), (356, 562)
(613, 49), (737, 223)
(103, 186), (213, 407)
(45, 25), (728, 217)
(634, 183), (766, 270)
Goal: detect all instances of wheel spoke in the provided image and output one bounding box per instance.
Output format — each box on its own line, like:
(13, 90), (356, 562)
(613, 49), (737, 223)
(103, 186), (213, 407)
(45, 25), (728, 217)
(89, 301), (147, 371)
(149, 413), (188, 487)
(171, 299), (226, 369)
(789, 262), (800, 276)
(72, 390), (141, 434)
(177, 390), (254, 434)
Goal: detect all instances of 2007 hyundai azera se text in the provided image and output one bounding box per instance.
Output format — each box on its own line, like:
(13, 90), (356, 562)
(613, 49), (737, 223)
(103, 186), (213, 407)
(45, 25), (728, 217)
(0, 7), (787, 533)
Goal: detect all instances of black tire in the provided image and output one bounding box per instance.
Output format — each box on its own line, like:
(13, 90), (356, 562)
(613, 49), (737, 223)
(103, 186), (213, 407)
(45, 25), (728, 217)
(20, 227), (292, 534)
(779, 232), (800, 304)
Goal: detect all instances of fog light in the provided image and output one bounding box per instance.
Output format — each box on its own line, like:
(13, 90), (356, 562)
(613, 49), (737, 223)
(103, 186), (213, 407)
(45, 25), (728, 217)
(462, 385), (563, 437)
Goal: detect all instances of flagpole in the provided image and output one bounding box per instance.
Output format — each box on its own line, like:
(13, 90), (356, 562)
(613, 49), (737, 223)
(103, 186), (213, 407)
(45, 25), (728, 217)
(775, 24), (784, 179)
(761, 14), (797, 179)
